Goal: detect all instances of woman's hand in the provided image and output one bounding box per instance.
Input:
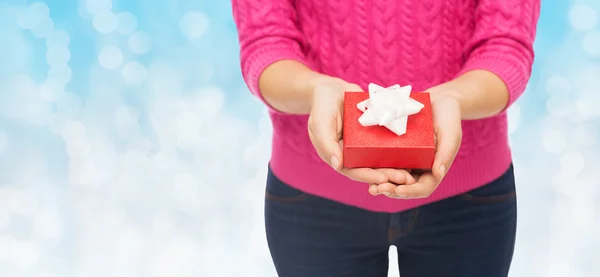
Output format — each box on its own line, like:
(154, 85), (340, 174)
(307, 77), (414, 185)
(370, 88), (463, 199)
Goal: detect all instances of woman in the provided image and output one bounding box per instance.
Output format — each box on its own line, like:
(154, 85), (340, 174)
(232, 0), (539, 276)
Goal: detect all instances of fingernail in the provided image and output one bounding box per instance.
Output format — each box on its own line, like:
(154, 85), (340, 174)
(440, 165), (446, 178)
(330, 156), (339, 170)
(383, 192), (391, 196)
(395, 191), (407, 198)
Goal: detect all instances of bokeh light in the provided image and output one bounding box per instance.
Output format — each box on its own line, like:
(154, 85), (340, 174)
(180, 11), (210, 39)
(128, 31), (152, 54)
(98, 46), (123, 69)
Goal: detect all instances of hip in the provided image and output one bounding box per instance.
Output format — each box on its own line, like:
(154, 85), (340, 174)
(264, 164), (517, 276)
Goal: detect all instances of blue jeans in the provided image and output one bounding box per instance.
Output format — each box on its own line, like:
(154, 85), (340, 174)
(264, 165), (517, 277)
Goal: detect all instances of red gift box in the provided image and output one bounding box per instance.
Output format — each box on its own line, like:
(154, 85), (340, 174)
(342, 91), (435, 169)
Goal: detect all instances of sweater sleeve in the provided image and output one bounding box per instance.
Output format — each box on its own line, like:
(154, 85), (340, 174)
(457, 0), (541, 109)
(231, 0), (309, 109)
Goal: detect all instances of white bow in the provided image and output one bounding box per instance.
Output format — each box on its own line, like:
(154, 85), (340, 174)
(356, 83), (425, 136)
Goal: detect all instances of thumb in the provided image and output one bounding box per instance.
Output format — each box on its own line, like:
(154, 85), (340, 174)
(309, 119), (343, 170)
(308, 102), (344, 171)
(432, 130), (460, 180)
(431, 99), (462, 180)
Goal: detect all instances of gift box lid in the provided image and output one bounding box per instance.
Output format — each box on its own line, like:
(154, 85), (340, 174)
(343, 91), (435, 149)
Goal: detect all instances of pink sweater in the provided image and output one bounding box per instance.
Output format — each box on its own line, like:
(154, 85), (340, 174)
(232, 0), (540, 212)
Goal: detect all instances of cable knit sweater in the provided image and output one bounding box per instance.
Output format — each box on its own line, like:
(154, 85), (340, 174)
(232, 0), (540, 212)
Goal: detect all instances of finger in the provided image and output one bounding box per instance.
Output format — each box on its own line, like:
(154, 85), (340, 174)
(368, 184), (379, 196)
(340, 167), (388, 184)
(377, 168), (416, 185)
(394, 172), (439, 199)
(308, 116), (343, 171)
(432, 102), (462, 180)
(432, 129), (461, 180)
(375, 182), (399, 197)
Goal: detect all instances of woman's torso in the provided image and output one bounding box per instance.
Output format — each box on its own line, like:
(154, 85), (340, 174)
(294, 0), (477, 91)
(267, 0), (513, 212)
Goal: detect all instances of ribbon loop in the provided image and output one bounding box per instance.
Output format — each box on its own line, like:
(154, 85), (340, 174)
(356, 83), (424, 136)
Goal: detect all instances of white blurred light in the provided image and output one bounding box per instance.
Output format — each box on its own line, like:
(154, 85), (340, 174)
(7, 189), (38, 216)
(0, 198), (10, 231)
(66, 140), (92, 159)
(113, 226), (145, 266)
(0, 238), (41, 268)
(40, 78), (65, 102)
(176, 111), (202, 134)
(572, 101), (595, 122)
(128, 31), (152, 54)
(580, 65), (600, 89)
(544, 259), (574, 277)
(98, 46), (123, 69)
(46, 29), (70, 48)
(18, 2), (50, 30)
(541, 128), (567, 153)
(24, 101), (55, 126)
(172, 173), (201, 213)
(196, 86), (226, 116)
(33, 272), (59, 277)
(68, 158), (95, 185)
(93, 10), (118, 34)
(61, 120), (87, 143)
(122, 61), (147, 85)
(126, 138), (152, 155)
(573, 90), (600, 120)
(34, 211), (63, 239)
(573, 124), (597, 147)
(569, 4), (598, 31)
(175, 111), (203, 151)
(545, 75), (571, 96)
(86, 0), (112, 15)
(507, 103), (521, 134)
(152, 212), (175, 234)
(559, 151), (585, 175)
(258, 111), (272, 133)
(198, 62), (215, 82)
(151, 236), (201, 277)
(48, 65), (73, 85)
(115, 106), (140, 140)
(583, 31), (600, 56)
(10, 74), (38, 98)
(572, 200), (595, 230)
(46, 46), (71, 67)
(57, 92), (83, 116)
(546, 95), (571, 117)
(116, 12), (137, 35)
(30, 18), (55, 38)
(147, 63), (184, 94)
(0, 131), (7, 156)
(49, 114), (68, 135)
(151, 114), (179, 148)
(151, 149), (180, 177)
(179, 11), (210, 39)
(552, 169), (573, 195)
(244, 118), (272, 168)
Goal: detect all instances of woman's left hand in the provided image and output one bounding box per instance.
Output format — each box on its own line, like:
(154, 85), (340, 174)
(370, 86), (463, 199)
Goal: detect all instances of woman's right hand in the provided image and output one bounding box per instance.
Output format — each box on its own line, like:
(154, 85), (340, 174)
(307, 77), (413, 186)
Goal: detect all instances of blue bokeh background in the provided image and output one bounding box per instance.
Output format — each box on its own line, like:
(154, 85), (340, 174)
(0, 0), (599, 276)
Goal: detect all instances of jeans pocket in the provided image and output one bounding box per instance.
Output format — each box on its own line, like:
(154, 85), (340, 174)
(265, 166), (309, 204)
(460, 164), (516, 204)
